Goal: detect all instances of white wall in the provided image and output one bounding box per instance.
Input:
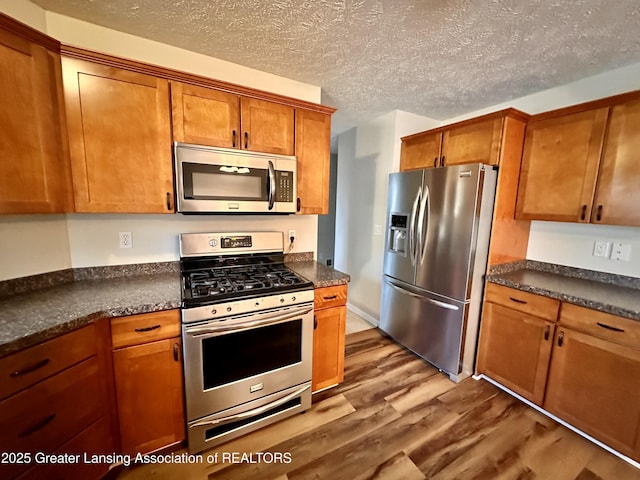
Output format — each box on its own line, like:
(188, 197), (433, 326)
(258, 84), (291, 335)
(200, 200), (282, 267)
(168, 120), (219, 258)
(0, 3), (323, 279)
(443, 62), (640, 278)
(67, 214), (317, 268)
(335, 111), (438, 322)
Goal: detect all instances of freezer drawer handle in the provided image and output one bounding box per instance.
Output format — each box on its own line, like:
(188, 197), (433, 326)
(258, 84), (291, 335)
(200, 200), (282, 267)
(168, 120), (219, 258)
(386, 280), (459, 311)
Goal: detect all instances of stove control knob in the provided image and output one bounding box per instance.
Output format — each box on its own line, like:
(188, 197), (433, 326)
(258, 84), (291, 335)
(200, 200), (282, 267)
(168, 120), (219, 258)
(280, 298), (285, 303)
(211, 308), (217, 315)
(227, 306), (232, 312)
(255, 302), (260, 307)
(291, 296), (296, 302)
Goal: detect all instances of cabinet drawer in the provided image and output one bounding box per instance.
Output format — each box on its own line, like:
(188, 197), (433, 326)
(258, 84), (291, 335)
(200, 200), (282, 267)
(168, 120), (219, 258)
(0, 325), (97, 401)
(559, 303), (640, 349)
(314, 285), (347, 310)
(111, 310), (180, 349)
(484, 283), (559, 321)
(0, 357), (102, 479)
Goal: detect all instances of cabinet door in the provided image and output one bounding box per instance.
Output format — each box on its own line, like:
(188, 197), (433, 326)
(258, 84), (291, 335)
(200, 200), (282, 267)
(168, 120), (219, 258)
(515, 109), (608, 222)
(400, 131), (442, 171)
(544, 328), (640, 460)
(295, 109), (331, 214)
(62, 57), (173, 213)
(592, 98), (640, 226)
(441, 117), (503, 166)
(312, 306), (346, 392)
(0, 25), (72, 214)
(171, 81), (240, 148)
(240, 98), (294, 155)
(113, 337), (185, 455)
(476, 302), (555, 405)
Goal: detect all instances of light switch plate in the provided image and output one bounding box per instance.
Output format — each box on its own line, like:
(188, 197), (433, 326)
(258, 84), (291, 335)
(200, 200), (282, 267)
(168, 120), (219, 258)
(610, 242), (631, 261)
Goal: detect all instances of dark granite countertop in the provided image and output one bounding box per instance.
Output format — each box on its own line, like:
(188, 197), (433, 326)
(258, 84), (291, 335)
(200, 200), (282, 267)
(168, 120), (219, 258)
(0, 257), (350, 359)
(285, 261), (351, 288)
(0, 272), (181, 358)
(487, 261), (640, 321)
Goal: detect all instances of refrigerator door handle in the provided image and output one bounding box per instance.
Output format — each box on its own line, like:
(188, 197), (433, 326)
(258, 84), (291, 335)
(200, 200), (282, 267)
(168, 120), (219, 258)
(385, 279), (460, 311)
(416, 185), (430, 264)
(409, 187), (422, 266)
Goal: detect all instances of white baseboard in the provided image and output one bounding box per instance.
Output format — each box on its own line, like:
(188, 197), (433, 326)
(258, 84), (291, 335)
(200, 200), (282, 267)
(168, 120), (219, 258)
(346, 303), (378, 326)
(475, 374), (640, 471)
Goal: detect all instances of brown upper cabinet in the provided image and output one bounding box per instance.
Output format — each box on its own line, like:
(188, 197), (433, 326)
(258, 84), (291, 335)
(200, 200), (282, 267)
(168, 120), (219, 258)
(295, 109), (332, 214)
(62, 56), (174, 213)
(516, 92), (640, 226)
(171, 81), (295, 155)
(399, 110), (523, 171)
(0, 14), (73, 214)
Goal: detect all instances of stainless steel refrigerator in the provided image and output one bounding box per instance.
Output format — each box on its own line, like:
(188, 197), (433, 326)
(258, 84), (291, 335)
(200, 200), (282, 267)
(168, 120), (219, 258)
(380, 163), (497, 382)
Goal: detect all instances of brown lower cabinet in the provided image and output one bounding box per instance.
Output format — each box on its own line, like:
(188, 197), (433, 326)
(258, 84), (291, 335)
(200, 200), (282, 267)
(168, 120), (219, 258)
(477, 284), (640, 462)
(312, 285), (347, 392)
(111, 311), (185, 455)
(0, 321), (116, 480)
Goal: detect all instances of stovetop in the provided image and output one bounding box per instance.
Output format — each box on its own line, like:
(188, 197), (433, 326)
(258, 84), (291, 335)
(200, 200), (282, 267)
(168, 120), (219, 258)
(180, 256), (313, 307)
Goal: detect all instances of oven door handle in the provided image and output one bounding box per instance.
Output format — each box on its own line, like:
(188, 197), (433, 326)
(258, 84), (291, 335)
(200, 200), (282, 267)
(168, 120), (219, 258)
(189, 384), (311, 429)
(185, 307), (313, 337)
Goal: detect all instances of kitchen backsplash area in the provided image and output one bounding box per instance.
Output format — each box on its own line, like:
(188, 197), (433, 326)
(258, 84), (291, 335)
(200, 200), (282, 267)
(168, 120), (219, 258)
(0, 214), (318, 281)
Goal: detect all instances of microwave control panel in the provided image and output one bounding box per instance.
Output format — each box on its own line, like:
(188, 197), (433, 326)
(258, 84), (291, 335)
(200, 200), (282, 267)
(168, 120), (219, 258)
(275, 171), (294, 203)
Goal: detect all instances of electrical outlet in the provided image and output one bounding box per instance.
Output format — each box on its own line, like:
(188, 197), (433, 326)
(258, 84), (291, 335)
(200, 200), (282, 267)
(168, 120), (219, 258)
(288, 230), (296, 241)
(119, 232), (132, 249)
(593, 241), (610, 258)
(610, 242), (631, 261)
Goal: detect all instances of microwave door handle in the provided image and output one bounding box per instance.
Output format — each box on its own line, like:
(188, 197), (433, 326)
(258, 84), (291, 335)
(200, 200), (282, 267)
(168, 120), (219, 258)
(267, 160), (276, 210)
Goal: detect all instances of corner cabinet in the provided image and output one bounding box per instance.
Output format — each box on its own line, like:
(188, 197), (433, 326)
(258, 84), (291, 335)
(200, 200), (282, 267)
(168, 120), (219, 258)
(0, 14), (73, 214)
(515, 92), (640, 226)
(111, 310), (185, 455)
(296, 109), (332, 214)
(312, 285), (347, 392)
(61, 55), (174, 213)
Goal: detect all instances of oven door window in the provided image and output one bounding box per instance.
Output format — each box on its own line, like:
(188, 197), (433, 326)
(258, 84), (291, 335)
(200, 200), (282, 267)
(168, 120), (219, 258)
(202, 319), (302, 390)
(182, 162), (267, 201)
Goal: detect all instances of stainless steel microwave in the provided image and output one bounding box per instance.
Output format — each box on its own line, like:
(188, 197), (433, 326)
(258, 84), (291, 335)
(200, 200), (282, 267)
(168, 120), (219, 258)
(174, 143), (297, 214)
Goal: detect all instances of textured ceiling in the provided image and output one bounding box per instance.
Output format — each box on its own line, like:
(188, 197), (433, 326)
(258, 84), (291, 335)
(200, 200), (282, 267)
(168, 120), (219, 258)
(32, 0), (640, 139)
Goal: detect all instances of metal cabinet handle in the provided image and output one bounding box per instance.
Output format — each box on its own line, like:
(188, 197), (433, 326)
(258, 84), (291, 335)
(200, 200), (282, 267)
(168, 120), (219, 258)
(544, 325), (550, 341)
(11, 358), (50, 377)
(314, 315), (318, 330)
(18, 413), (56, 438)
(557, 331), (565, 347)
(323, 295), (338, 300)
(440, 156), (445, 167)
(166, 192), (172, 211)
(134, 324), (161, 333)
(244, 131), (249, 149)
(595, 205), (603, 222)
(580, 205), (587, 221)
(433, 157), (438, 168)
(596, 322), (624, 333)
(232, 129), (237, 147)
(297, 198), (301, 212)
(509, 297), (527, 304)
(173, 343), (179, 362)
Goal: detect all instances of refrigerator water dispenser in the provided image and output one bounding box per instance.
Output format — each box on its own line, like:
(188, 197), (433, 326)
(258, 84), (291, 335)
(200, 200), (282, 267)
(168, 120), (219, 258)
(388, 214), (408, 254)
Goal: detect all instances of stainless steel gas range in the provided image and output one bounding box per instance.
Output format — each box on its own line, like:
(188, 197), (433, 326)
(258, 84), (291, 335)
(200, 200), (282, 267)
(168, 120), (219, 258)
(179, 231), (314, 454)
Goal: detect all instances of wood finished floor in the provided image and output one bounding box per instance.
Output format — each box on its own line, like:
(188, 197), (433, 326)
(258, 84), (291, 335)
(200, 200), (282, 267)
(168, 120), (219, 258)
(117, 329), (639, 480)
